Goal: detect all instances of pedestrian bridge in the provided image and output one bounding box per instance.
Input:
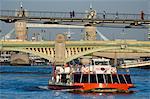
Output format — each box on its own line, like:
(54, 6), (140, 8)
(0, 40), (150, 64)
(1, 10), (150, 26)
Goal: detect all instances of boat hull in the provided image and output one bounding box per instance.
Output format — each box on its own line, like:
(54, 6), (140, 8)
(73, 83), (134, 91)
(48, 83), (83, 90)
(48, 83), (134, 93)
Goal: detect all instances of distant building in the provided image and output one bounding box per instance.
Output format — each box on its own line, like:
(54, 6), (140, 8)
(10, 52), (30, 66)
(0, 51), (49, 66)
(0, 51), (11, 65)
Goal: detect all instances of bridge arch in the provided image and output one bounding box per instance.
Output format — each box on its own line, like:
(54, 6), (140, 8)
(2, 48), (54, 62)
(65, 47), (118, 63)
(65, 47), (150, 63)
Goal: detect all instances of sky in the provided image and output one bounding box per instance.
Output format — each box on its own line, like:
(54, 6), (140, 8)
(0, 0), (150, 40)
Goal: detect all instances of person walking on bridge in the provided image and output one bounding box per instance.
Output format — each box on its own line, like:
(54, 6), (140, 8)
(103, 11), (106, 19)
(140, 10), (144, 20)
(70, 11), (72, 18)
(115, 11), (118, 19)
(72, 10), (75, 18)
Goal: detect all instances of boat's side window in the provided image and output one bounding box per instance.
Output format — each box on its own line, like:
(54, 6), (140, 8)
(74, 74), (81, 83)
(125, 75), (132, 84)
(105, 74), (112, 83)
(90, 74), (97, 83)
(82, 74), (88, 83)
(95, 61), (99, 65)
(97, 74), (104, 83)
(61, 74), (67, 83)
(112, 74), (119, 83)
(118, 74), (126, 83)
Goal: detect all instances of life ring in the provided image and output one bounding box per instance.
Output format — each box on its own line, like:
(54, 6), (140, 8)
(100, 67), (109, 73)
(101, 67), (105, 71)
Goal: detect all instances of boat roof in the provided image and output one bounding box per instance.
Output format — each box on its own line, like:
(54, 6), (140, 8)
(92, 58), (110, 61)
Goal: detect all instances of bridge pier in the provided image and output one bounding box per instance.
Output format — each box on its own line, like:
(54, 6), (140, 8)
(15, 20), (27, 40)
(54, 34), (66, 65)
(84, 26), (96, 40)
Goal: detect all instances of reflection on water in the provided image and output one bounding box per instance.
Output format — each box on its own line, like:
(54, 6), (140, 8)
(0, 66), (150, 99)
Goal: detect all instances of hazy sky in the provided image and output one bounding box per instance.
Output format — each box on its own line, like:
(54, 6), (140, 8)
(0, 0), (150, 40)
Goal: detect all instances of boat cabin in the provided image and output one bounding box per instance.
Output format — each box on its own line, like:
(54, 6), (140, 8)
(58, 73), (132, 84)
(90, 58), (116, 74)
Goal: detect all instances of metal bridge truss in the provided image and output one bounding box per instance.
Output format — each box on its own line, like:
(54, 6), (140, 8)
(0, 10), (150, 28)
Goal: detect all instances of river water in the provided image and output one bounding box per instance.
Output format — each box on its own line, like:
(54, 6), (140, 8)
(0, 66), (149, 99)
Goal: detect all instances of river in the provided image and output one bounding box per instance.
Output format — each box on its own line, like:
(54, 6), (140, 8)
(0, 66), (149, 99)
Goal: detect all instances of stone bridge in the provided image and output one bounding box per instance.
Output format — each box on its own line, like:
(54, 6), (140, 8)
(0, 35), (150, 65)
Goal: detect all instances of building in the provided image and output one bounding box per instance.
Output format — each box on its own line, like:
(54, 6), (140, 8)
(0, 51), (11, 65)
(0, 51), (49, 66)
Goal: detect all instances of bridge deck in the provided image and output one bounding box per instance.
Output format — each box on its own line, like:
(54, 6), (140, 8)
(0, 40), (150, 46)
(0, 10), (150, 25)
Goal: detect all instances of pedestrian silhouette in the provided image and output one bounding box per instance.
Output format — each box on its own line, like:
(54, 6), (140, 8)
(103, 11), (106, 19)
(115, 11), (118, 19)
(22, 9), (25, 17)
(140, 10), (144, 20)
(70, 11), (72, 18)
(72, 10), (75, 17)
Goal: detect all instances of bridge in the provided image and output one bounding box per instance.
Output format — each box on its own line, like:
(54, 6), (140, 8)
(1, 10), (150, 26)
(1, 8), (150, 40)
(0, 39), (150, 65)
(0, 7), (150, 65)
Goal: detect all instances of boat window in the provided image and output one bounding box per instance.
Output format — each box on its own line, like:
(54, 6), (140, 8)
(105, 74), (112, 83)
(90, 74), (97, 83)
(97, 74), (104, 83)
(74, 74), (81, 83)
(61, 74), (67, 83)
(118, 74), (126, 83)
(112, 74), (119, 83)
(82, 74), (88, 83)
(95, 61), (109, 65)
(124, 75), (132, 84)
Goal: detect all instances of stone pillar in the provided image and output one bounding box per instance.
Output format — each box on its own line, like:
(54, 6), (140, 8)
(55, 34), (66, 65)
(85, 26), (96, 40)
(15, 20), (27, 40)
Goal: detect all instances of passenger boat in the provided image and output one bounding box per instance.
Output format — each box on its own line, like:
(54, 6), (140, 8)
(48, 58), (134, 93)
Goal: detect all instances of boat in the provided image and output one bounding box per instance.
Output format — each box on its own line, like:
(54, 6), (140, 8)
(48, 58), (134, 93)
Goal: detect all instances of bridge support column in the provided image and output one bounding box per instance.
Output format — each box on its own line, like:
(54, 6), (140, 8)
(84, 26), (96, 40)
(15, 20), (27, 40)
(55, 34), (66, 65)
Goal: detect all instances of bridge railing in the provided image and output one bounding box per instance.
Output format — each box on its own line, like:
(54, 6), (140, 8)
(0, 10), (150, 20)
(96, 13), (150, 20)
